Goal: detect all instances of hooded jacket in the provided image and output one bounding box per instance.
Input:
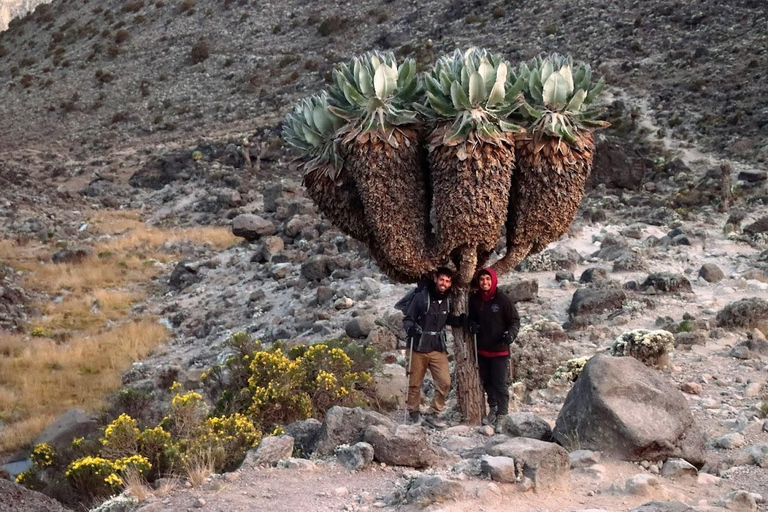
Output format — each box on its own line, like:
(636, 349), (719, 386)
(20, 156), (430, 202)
(403, 281), (460, 353)
(468, 268), (520, 355)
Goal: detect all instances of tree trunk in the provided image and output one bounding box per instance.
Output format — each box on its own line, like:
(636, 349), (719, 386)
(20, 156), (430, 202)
(452, 286), (485, 424)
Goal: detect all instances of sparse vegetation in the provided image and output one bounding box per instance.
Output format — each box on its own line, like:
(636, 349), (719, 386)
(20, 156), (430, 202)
(317, 16), (344, 36)
(190, 39), (210, 64)
(114, 29), (130, 44)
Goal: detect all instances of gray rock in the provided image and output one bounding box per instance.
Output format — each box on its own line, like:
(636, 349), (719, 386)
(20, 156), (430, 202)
(312, 406), (395, 456)
(364, 425), (440, 468)
(277, 458), (316, 470)
(371, 363), (406, 410)
(568, 288), (627, 319)
(498, 279), (538, 303)
(366, 327), (398, 352)
(699, 263), (725, 283)
(242, 435), (294, 467)
(284, 214), (315, 238)
(674, 332), (707, 348)
(301, 256), (333, 282)
(406, 475), (464, 506)
(737, 170), (767, 183)
(168, 261), (201, 290)
(625, 473), (662, 496)
(284, 418), (321, 457)
(555, 271), (575, 282)
(0, 479), (70, 512)
(335, 442), (374, 471)
(744, 216), (768, 236)
(739, 444), (768, 467)
(569, 450), (601, 468)
(745, 336), (768, 356)
(587, 136), (646, 191)
(640, 273), (692, 293)
(480, 455), (516, 483)
(580, 267), (609, 283)
(486, 437), (570, 490)
(232, 214), (277, 240)
(719, 490), (760, 511)
(716, 433), (746, 449)
(553, 355), (706, 467)
(441, 436), (484, 456)
(345, 316), (376, 339)
(316, 286), (334, 305)
(260, 235), (285, 260)
(360, 277), (381, 295)
(262, 182), (283, 213)
(716, 298), (768, 330)
(660, 458), (698, 478)
(34, 408), (98, 450)
(612, 251), (648, 272)
(497, 413), (553, 441)
(629, 501), (695, 512)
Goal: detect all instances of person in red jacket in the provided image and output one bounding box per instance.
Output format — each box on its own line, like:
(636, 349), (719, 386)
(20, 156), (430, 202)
(467, 267), (520, 427)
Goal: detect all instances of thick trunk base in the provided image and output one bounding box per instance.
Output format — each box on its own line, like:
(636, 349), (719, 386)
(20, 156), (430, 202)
(451, 285), (484, 424)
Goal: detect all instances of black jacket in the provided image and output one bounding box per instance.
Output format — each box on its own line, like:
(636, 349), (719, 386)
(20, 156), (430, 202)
(403, 285), (460, 353)
(468, 291), (520, 353)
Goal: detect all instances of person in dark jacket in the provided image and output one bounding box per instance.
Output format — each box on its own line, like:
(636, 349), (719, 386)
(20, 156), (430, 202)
(402, 267), (462, 428)
(468, 267), (520, 427)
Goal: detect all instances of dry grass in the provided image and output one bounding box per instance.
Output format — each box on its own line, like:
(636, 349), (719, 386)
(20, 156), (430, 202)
(0, 320), (169, 452)
(186, 450), (215, 487)
(123, 468), (154, 502)
(0, 210), (235, 453)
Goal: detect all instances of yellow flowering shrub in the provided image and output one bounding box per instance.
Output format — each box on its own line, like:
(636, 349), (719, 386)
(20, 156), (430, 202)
(189, 413), (261, 472)
(247, 349), (313, 430)
(165, 387), (209, 439)
(101, 413), (140, 458)
(65, 455), (151, 498)
(30, 443), (55, 468)
(138, 426), (180, 479)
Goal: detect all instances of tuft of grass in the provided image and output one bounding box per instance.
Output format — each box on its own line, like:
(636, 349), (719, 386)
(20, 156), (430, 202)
(186, 450), (214, 486)
(0, 321), (169, 452)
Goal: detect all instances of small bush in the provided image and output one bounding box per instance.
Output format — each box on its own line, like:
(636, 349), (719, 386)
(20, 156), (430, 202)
(19, 57), (36, 67)
(190, 40), (210, 64)
(492, 6), (505, 17)
(20, 74), (33, 88)
(121, 0), (145, 13)
(111, 112), (128, 123)
(317, 16), (344, 36)
(114, 29), (130, 44)
(0, 44), (7, 58)
(178, 0), (196, 13)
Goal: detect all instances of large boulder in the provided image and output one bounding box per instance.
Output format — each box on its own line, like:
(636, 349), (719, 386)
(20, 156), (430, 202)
(364, 425), (441, 468)
(312, 406), (395, 456)
(284, 418), (322, 457)
(335, 442), (374, 471)
(716, 298), (768, 331)
(587, 136), (647, 191)
(34, 408), (98, 450)
(568, 288), (627, 320)
(640, 273), (693, 294)
(498, 279), (539, 303)
(406, 475), (465, 506)
(371, 363), (407, 410)
(480, 455), (516, 483)
(0, 478), (71, 512)
(553, 355), (706, 467)
(486, 437), (570, 490)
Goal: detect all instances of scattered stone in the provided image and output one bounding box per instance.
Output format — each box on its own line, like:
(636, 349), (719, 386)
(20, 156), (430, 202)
(660, 458), (697, 478)
(313, 407), (395, 456)
(359, 277), (381, 295)
(716, 298), (768, 330)
(699, 263), (725, 283)
(242, 435), (294, 467)
(366, 327), (398, 352)
(277, 458), (316, 470)
(640, 273), (693, 293)
(333, 487), (349, 497)
(568, 288), (627, 320)
(345, 316), (376, 339)
(406, 475), (464, 506)
(580, 267), (609, 283)
(498, 279), (539, 303)
(480, 455), (516, 483)
(232, 214), (276, 240)
(336, 442), (374, 471)
(301, 256), (333, 282)
(719, 490), (760, 511)
(486, 437), (570, 490)
(371, 364), (406, 410)
(569, 450), (601, 468)
(625, 473), (662, 496)
(168, 261), (201, 290)
(744, 216), (768, 236)
(496, 412), (553, 441)
(284, 419), (321, 456)
(553, 355), (706, 466)
(477, 425), (495, 437)
(739, 444), (768, 467)
(629, 502), (695, 512)
(716, 433), (746, 450)
(737, 170), (767, 183)
(680, 382), (702, 394)
(334, 297), (354, 310)
(364, 425), (440, 468)
(555, 270), (575, 282)
(0, 478), (70, 512)
(51, 247), (91, 264)
(674, 332), (707, 349)
(34, 408), (98, 450)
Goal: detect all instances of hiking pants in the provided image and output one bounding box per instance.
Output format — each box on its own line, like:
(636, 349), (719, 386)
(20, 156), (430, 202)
(407, 350), (450, 414)
(478, 355), (510, 415)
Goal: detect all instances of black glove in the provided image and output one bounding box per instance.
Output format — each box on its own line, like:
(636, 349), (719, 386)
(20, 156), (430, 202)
(502, 331), (514, 345)
(457, 313), (468, 325)
(468, 322), (481, 334)
(407, 326), (423, 338)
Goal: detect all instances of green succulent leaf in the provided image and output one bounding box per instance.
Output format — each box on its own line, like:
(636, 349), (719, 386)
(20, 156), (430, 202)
(565, 89), (587, 113)
(542, 71), (570, 108)
(469, 72), (486, 106)
(451, 81), (471, 110)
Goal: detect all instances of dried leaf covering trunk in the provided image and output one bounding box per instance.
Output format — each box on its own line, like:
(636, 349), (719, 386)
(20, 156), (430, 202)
(304, 170), (370, 244)
(494, 131), (595, 276)
(429, 130), (516, 257)
(346, 128), (435, 282)
(451, 284), (484, 424)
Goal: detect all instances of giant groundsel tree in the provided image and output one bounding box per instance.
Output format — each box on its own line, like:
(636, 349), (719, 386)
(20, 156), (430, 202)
(283, 49), (608, 423)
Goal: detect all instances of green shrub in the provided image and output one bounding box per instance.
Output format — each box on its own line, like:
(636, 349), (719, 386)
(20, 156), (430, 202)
(101, 414), (140, 458)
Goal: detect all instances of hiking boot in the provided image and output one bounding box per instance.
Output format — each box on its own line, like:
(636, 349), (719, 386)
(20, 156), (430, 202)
(493, 414), (507, 433)
(482, 407), (498, 426)
(408, 411), (421, 425)
(422, 414), (447, 430)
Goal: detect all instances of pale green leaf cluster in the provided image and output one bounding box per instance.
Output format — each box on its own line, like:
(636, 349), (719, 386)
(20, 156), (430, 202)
(328, 50), (421, 141)
(515, 53), (608, 142)
(419, 48), (524, 145)
(282, 92), (345, 179)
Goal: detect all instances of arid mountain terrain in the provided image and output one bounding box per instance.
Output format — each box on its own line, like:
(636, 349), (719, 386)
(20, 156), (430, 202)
(0, 0), (49, 31)
(0, 0), (767, 511)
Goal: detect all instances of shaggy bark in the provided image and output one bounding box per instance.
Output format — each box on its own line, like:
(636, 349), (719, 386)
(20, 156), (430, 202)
(451, 284), (484, 424)
(429, 129), (515, 256)
(496, 131), (595, 272)
(346, 128), (436, 282)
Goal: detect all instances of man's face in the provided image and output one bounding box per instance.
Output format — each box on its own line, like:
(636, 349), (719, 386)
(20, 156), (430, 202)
(434, 274), (452, 294)
(479, 274), (493, 292)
